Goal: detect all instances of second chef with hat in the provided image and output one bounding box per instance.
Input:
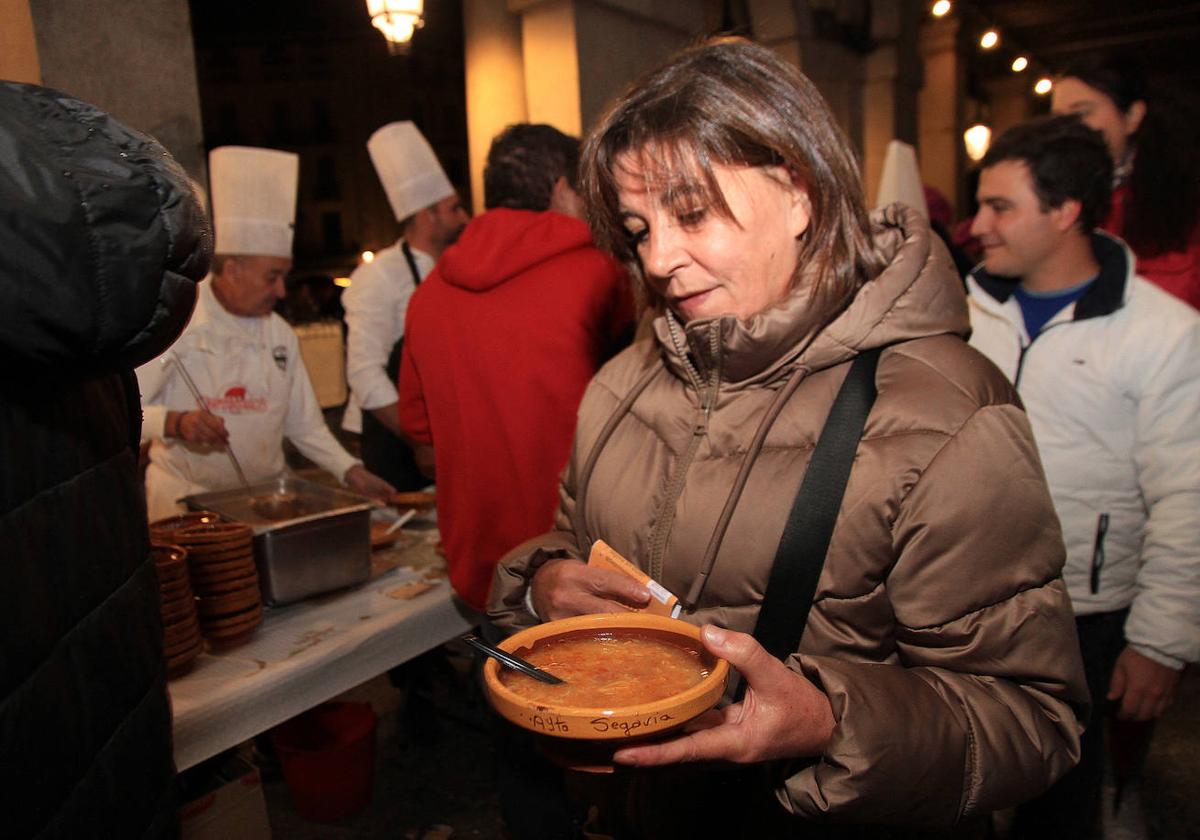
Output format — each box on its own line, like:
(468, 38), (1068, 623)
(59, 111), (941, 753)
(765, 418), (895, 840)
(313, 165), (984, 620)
(138, 145), (395, 522)
(341, 122), (468, 490)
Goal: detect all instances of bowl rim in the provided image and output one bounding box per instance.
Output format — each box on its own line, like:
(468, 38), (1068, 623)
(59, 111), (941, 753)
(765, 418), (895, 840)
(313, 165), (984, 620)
(482, 612), (729, 719)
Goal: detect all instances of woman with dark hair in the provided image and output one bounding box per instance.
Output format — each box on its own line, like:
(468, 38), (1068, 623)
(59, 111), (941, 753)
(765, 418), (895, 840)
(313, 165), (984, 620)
(489, 40), (1087, 836)
(1053, 55), (1200, 309)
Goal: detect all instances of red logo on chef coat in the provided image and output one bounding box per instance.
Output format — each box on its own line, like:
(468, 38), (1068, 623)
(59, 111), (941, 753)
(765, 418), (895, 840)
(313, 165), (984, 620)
(204, 385), (268, 414)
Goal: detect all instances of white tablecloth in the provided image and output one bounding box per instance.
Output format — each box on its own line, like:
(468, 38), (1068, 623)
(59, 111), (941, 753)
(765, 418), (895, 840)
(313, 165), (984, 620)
(169, 532), (474, 770)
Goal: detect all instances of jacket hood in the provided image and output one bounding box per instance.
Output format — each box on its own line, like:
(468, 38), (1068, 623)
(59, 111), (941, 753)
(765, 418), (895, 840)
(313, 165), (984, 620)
(437, 208), (596, 292)
(654, 203), (969, 386)
(0, 82), (211, 377)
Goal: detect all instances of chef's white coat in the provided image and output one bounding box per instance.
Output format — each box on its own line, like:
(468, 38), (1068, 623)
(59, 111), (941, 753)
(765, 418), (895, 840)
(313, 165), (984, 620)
(340, 240), (434, 433)
(138, 281), (359, 522)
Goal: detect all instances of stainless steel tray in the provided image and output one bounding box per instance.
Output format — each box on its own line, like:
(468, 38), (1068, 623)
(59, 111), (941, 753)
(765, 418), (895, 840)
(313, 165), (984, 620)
(182, 475), (372, 606)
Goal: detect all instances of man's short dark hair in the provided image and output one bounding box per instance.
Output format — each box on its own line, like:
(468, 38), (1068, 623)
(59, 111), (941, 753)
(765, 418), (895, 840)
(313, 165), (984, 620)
(981, 114), (1113, 233)
(483, 124), (579, 211)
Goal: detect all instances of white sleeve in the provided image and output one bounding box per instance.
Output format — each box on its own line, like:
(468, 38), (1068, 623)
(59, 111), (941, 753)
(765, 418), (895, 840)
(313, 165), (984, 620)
(342, 259), (411, 411)
(1124, 314), (1200, 666)
(282, 331), (360, 483)
(135, 354), (172, 444)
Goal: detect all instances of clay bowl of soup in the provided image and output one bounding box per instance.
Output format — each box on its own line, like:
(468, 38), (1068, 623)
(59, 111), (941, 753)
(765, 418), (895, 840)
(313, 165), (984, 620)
(482, 613), (729, 743)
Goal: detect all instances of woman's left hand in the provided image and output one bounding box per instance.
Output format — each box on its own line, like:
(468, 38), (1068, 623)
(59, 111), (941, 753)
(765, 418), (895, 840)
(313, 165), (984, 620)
(613, 625), (835, 767)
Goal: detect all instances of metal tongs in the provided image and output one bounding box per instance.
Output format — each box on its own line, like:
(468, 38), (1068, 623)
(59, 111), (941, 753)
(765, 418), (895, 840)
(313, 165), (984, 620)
(170, 351), (251, 491)
(462, 634), (565, 685)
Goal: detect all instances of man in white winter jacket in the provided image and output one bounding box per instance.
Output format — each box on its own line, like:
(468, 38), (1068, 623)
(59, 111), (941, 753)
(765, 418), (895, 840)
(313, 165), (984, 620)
(966, 115), (1199, 839)
(139, 146), (394, 521)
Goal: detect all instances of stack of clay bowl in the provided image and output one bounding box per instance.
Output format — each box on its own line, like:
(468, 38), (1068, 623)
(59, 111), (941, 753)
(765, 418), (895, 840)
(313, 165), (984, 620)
(172, 521), (264, 649)
(152, 543), (203, 677)
(149, 510), (221, 545)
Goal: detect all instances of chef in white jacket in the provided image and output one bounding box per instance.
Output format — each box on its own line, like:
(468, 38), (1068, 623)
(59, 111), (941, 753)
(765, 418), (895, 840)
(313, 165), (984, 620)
(342, 122), (467, 489)
(139, 146), (395, 522)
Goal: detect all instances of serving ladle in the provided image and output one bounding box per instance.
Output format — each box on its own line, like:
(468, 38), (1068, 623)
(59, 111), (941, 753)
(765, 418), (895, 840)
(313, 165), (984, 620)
(462, 634), (565, 685)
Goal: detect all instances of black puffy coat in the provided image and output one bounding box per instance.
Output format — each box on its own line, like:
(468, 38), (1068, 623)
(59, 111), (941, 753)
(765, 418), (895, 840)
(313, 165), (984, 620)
(0, 81), (210, 838)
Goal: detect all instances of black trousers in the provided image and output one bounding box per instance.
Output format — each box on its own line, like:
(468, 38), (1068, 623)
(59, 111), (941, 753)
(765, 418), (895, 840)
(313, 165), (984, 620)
(1013, 608), (1130, 839)
(360, 407), (426, 491)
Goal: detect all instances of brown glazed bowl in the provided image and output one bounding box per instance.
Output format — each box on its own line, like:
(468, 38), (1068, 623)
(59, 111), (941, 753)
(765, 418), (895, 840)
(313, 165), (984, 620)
(149, 511), (221, 544)
(482, 613), (729, 742)
(388, 491), (436, 514)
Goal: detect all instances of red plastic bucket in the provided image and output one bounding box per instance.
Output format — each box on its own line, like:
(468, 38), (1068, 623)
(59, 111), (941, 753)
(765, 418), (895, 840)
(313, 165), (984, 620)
(272, 701), (377, 822)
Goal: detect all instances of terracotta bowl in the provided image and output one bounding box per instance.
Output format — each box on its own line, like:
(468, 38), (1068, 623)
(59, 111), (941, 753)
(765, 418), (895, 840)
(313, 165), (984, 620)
(482, 613), (729, 742)
(175, 521), (254, 545)
(388, 491), (436, 514)
(149, 511), (221, 543)
(150, 543), (189, 584)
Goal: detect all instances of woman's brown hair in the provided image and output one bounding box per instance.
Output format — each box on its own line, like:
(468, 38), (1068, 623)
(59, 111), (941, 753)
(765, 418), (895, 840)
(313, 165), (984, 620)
(581, 38), (883, 325)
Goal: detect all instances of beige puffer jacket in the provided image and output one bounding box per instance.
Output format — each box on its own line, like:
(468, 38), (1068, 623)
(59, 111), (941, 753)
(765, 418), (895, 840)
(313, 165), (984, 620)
(490, 205), (1087, 826)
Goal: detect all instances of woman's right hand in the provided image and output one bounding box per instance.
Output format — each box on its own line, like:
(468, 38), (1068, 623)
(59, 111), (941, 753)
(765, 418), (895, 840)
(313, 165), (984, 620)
(530, 558), (652, 620)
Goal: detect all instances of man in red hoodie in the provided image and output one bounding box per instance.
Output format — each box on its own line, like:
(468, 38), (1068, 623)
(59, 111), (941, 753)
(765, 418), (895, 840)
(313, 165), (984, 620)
(398, 123), (632, 613)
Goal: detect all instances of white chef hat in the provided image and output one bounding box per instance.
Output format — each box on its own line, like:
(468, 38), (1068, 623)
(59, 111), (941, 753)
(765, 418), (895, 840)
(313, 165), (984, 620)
(367, 122), (453, 221)
(875, 140), (929, 219)
(209, 146), (299, 257)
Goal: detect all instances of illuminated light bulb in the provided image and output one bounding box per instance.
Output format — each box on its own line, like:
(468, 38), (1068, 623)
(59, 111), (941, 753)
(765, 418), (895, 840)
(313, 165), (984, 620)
(980, 30), (999, 49)
(1012, 56), (1028, 72)
(366, 0), (424, 56)
(931, 1), (952, 17)
(1035, 77), (1053, 95)
(335, 277), (352, 288)
(361, 250), (375, 263)
(963, 124), (993, 162)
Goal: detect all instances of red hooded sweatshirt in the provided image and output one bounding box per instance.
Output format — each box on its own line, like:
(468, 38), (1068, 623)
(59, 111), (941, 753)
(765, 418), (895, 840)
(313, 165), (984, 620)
(397, 208), (632, 610)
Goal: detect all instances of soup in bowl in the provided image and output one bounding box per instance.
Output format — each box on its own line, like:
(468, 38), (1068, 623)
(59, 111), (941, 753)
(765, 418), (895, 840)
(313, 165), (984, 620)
(482, 613), (729, 741)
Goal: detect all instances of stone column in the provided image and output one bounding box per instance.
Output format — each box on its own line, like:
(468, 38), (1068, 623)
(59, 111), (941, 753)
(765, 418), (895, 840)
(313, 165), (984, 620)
(918, 14), (963, 215)
(861, 0), (922, 207)
(27, 0), (207, 180)
(572, 0), (701, 131)
(0, 0), (41, 84)
(985, 73), (1033, 137)
(520, 0), (583, 134)
(464, 0), (528, 214)
(462, 0), (703, 212)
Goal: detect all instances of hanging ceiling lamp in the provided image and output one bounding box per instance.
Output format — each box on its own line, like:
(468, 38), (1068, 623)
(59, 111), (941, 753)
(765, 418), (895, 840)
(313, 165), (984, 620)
(366, 0), (425, 56)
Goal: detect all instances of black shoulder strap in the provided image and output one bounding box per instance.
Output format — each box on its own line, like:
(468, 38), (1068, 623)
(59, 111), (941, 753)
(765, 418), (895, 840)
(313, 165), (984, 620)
(401, 240), (423, 287)
(750, 346), (882, 665)
(389, 242), (425, 379)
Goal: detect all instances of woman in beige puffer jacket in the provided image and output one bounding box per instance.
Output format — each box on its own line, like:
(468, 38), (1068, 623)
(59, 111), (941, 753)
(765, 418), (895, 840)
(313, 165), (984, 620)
(489, 40), (1087, 836)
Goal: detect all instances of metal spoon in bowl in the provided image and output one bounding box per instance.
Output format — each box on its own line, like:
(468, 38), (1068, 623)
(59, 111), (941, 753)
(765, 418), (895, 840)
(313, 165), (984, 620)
(462, 634), (565, 685)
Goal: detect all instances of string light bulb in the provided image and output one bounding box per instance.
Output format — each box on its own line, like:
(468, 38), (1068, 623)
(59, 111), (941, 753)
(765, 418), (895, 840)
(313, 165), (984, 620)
(1034, 78), (1053, 95)
(1011, 56), (1028, 72)
(931, 1), (952, 17)
(980, 30), (999, 50)
(361, 250), (375, 264)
